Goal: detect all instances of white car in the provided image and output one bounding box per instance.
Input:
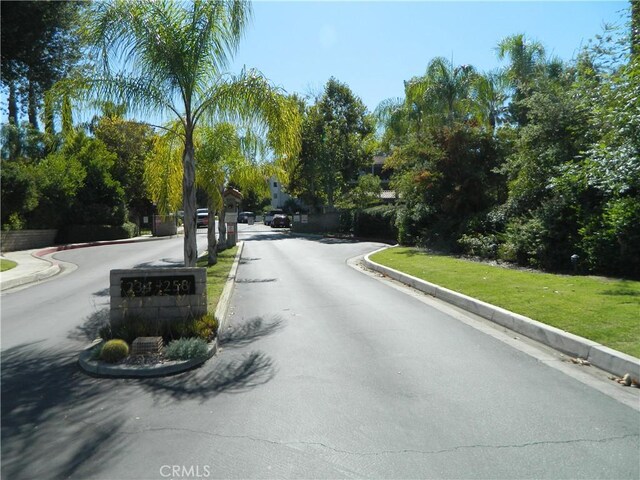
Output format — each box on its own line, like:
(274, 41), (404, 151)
(196, 208), (209, 228)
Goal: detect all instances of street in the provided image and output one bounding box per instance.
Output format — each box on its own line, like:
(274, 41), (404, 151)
(1, 224), (639, 479)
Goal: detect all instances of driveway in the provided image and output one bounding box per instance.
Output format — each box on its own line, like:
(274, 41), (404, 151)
(1, 226), (638, 479)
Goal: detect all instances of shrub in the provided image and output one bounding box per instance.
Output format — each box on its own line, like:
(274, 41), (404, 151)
(353, 205), (398, 240)
(99, 316), (163, 344)
(100, 339), (129, 363)
(457, 233), (498, 258)
(165, 338), (209, 360)
(99, 314), (219, 344)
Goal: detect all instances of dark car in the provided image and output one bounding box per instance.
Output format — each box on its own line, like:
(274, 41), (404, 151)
(196, 208), (209, 228)
(271, 213), (291, 228)
(264, 209), (284, 226)
(237, 211), (255, 223)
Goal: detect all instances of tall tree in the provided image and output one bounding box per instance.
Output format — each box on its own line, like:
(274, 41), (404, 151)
(82, 0), (300, 266)
(404, 57), (477, 128)
(496, 34), (546, 125)
(1, 1), (84, 126)
(289, 78), (374, 210)
(92, 109), (156, 221)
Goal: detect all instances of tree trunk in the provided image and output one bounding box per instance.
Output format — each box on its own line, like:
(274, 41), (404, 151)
(218, 186), (227, 249)
(207, 197), (218, 266)
(182, 132), (198, 267)
(27, 80), (39, 129)
(8, 81), (18, 124)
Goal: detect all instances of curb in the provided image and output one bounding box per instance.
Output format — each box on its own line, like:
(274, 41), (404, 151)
(363, 246), (640, 380)
(0, 255), (60, 291)
(215, 241), (244, 332)
(1, 235), (182, 292)
(34, 234), (180, 257)
(78, 339), (218, 378)
(77, 241), (244, 378)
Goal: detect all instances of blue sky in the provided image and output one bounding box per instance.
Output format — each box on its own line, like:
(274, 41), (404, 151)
(229, 1), (629, 112)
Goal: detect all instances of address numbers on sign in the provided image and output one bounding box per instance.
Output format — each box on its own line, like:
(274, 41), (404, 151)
(120, 275), (196, 297)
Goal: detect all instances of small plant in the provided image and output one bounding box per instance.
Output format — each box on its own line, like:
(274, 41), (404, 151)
(165, 337), (209, 360)
(100, 339), (130, 363)
(192, 314), (219, 341)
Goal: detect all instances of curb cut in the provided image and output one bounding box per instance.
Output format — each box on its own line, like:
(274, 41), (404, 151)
(363, 246), (640, 380)
(78, 339), (218, 378)
(77, 241), (245, 379)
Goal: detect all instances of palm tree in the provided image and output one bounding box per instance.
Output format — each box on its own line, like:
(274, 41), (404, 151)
(470, 71), (509, 131)
(82, 0), (300, 266)
(496, 34), (546, 89)
(496, 34), (546, 124)
(404, 57), (477, 128)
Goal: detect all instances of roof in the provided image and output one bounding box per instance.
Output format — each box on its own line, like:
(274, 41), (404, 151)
(223, 187), (243, 200)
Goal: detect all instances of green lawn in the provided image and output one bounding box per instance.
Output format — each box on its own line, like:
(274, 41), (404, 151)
(197, 246), (238, 314)
(1, 259), (17, 272)
(370, 247), (640, 358)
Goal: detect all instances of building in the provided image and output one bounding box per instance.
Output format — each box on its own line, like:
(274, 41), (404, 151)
(268, 175), (291, 209)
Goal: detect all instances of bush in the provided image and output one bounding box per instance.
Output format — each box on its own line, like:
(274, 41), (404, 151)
(56, 222), (137, 243)
(99, 314), (219, 345)
(353, 205), (398, 240)
(457, 233), (498, 258)
(165, 337), (209, 360)
(100, 339), (129, 363)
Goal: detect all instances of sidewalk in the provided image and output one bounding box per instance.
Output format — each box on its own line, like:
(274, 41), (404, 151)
(0, 233), (180, 292)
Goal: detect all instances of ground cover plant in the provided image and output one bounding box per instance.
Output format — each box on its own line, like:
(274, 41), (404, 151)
(371, 247), (640, 358)
(1, 259), (17, 272)
(165, 337), (209, 361)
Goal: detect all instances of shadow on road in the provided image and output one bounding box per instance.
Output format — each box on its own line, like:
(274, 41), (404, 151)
(220, 315), (284, 348)
(139, 351), (276, 403)
(1, 343), (128, 479)
(69, 306), (109, 342)
(133, 257), (185, 269)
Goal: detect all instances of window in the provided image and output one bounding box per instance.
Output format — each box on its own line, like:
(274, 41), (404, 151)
(273, 193), (278, 199)
(273, 181), (278, 188)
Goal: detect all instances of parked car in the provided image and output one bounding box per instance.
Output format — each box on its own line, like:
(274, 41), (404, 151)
(237, 211), (255, 223)
(196, 208), (209, 228)
(271, 213), (291, 228)
(264, 209), (284, 226)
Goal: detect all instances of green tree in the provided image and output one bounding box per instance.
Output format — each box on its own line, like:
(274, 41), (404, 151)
(404, 57), (477, 128)
(80, 0), (300, 266)
(289, 79), (374, 210)
(1, 1), (85, 127)
(496, 34), (546, 125)
(92, 111), (156, 221)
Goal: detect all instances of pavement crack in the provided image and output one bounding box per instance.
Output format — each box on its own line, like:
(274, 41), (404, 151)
(112, 426), (639, 457)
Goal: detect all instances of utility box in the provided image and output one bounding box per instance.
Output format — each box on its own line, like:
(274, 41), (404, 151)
(223, 187), (243, 247)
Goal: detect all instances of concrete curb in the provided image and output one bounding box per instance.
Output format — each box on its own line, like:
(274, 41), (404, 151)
(363, 246), (640, 380)
(78, 339), (218, 378)
(0, 255), (60, 291)
(34, 234), (180, 257)
(77, 241), (245, 378)
(1, 234), (183, 292)
(215, 241), (244, 331)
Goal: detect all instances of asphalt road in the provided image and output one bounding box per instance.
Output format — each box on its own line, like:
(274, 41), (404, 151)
(1, 225), (638, 479)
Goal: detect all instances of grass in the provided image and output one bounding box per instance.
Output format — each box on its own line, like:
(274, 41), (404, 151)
(1, 259), (17, 272)
(197, 245), (238, 314)
(370, 247), (640, 358)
